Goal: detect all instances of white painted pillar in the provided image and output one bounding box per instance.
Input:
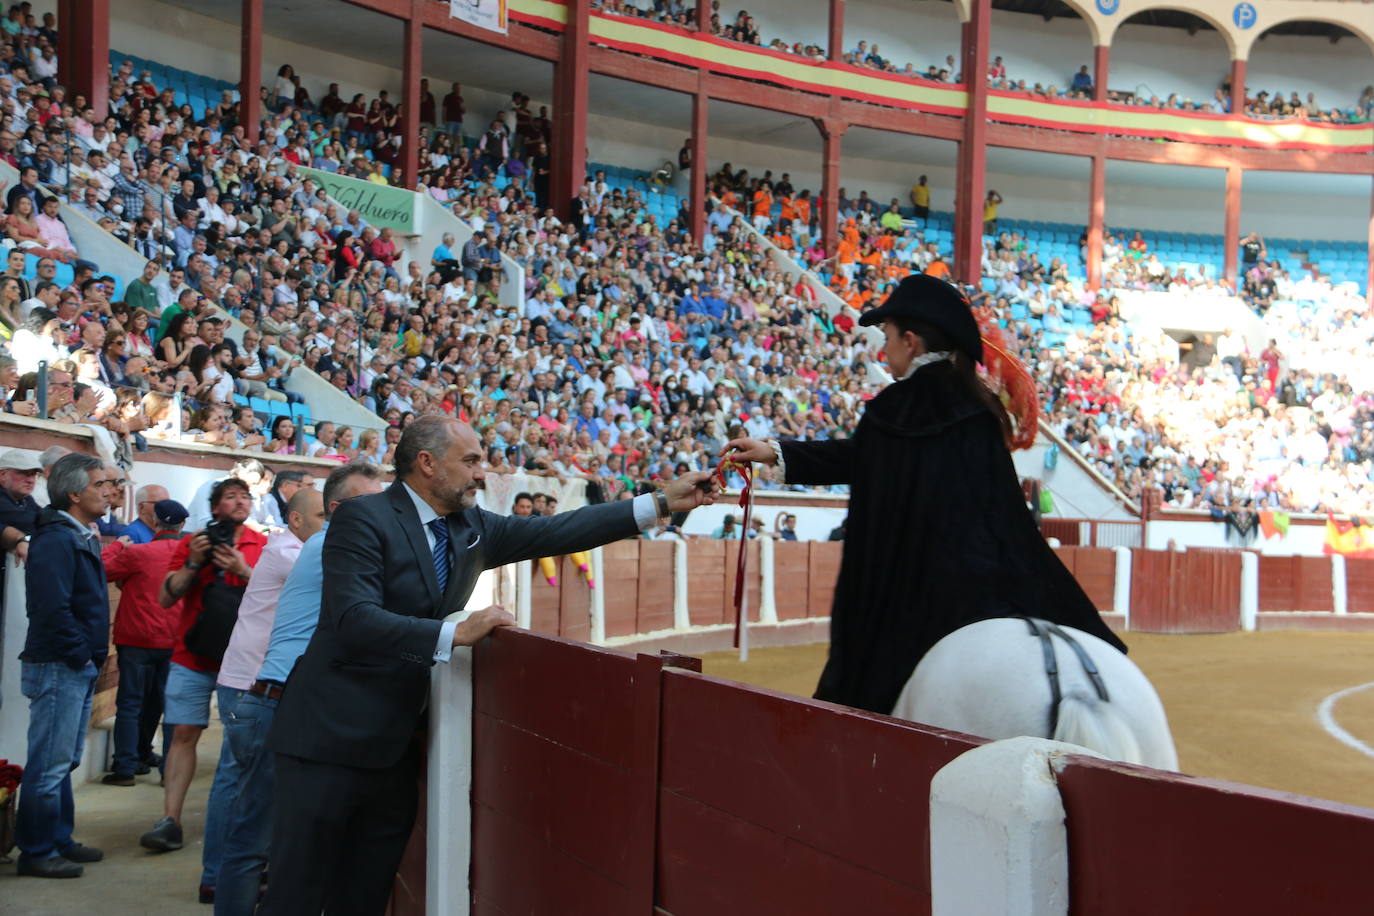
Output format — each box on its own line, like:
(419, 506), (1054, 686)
(672, 538), (691, 630)
(0, 556), (30, 764)
(1113, 546), (1132, 630)
(1240, 550), (1259, 631)
(589, 546), (605, 644)
(1332, 554), (1347, 615)
(758, 535), (778, 624)
(427, 609), (476, 916)
(468, 568), (495, 611)
(513, 559), (532, 629)
(930, 736), (1099, 916)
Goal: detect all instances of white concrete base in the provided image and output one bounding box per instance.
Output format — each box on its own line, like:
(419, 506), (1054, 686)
(1113, 546), (1133, 629)
(930, 736), (1104, 916)
(427, 610), (476, 916)
(1332, 555), (1348, 615)
(1240, 551), (1259, 631)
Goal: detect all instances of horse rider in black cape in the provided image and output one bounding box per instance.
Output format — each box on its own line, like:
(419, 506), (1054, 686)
(723, 274), (1126, 716)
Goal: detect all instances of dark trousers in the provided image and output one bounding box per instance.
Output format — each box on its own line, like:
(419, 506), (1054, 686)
(257, 745), (420, 916)
(111, 645), (171, 776)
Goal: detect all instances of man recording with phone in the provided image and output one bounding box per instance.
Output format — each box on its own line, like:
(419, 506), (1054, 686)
(141, 477), (267, 905)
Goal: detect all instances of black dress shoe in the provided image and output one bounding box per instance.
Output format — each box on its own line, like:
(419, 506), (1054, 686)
(61, 843), (104, 863)
(101, 772), (135, 786)
(134, 762), (151, 775)
(17, 856), (84, 878)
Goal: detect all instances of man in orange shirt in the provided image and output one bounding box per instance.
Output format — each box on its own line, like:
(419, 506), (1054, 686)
(778, 193), (797, 233)
(926, 256), (951, 280)
(751, 182), (774, 233)
(794, 191), (813, 234)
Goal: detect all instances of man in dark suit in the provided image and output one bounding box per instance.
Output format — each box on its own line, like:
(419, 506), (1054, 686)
(261, 415), (716, 914)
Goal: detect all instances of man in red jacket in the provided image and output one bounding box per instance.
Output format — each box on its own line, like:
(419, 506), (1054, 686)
(99, 500), (189, 786)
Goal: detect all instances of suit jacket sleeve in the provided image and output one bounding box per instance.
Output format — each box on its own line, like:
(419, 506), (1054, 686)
(779, 439), (855, 487)
(321, 499), (444, 665)
(483, 500), (640, 568)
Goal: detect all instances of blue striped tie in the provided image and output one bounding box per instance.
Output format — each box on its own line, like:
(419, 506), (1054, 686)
(428, 518), (450, 596)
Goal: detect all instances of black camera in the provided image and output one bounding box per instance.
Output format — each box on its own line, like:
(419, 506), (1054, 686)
(204, 519), (237, 549)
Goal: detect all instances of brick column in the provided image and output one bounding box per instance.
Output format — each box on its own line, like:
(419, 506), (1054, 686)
(240, 0), (263, 144)
(816, 118), (846, 255)
(61, 0), (109, 117)
(400, 1), (422, 190)
(689, 80), (708, 244)
(954, 0), (991, 287)
(1224, 165), (1242, 289)
(1229, 58), (1246, 116)
(552, 0), (590, 222)
(1093, 44), (1109, 103)
(1087, 152), (1105, 290)
(828, 0), (845, 62)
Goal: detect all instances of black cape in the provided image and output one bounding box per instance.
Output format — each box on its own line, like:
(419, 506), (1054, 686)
(782, 360), (1127, 716)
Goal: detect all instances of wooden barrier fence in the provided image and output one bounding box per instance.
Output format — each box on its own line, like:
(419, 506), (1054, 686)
(464, 628), (982, 914)
(517, 541), (1374, 644)
(413, 627), (1374, 915)
(1057, 755), (1374, 914)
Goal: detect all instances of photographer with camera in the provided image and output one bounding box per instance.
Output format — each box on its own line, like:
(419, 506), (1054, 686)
(141, 477), (267, 905)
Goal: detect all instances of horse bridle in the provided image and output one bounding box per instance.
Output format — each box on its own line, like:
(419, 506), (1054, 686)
(1021, 617), (1111, 735)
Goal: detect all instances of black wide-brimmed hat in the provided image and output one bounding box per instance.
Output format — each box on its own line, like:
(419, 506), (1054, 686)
(858, 274), (982, 363)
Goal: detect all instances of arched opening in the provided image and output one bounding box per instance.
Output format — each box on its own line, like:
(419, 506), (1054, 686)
(1110, 9), (1233, 111)
(1246, 21), (1373, 123)
(838, 0), (965, 80)
(985, 0), (1098, 98)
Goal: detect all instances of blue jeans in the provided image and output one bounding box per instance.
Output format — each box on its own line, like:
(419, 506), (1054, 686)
(213, 693), (279, 916)
(15, 660), (97, 862)
(202, 685), (244, 888)
(111, 645), (171, 776)
(443, 120), (463, 140)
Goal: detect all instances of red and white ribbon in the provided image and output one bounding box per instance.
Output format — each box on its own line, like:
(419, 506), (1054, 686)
(715, 457), (754, 653)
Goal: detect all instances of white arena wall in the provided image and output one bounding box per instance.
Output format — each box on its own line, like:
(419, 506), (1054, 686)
(110, 0), (1370, 243)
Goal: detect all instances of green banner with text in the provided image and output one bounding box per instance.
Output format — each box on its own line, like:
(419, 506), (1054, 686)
(296, 165), (417, 234)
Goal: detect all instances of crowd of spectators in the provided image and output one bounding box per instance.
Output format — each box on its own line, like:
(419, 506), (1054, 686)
(720, 160), (1374, 517)
(0, 6), (1370, 519)
(593, 1), (1374, 125)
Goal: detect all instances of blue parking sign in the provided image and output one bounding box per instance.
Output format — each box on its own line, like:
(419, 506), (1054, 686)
(1233, 2), (1257, 29)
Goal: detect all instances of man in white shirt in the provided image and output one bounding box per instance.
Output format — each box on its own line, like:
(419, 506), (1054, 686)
(1216, 328), (1247, 382)
(306, 422), (339, 458)
(203, 345), (238, 405)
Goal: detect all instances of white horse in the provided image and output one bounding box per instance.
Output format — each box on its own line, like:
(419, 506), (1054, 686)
(892, 618), (1179, 770)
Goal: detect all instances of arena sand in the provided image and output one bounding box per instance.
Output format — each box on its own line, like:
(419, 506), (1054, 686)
(702, 630), (1374, 810)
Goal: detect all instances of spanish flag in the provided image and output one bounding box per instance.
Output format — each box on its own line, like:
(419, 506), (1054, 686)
(1323, 514), (1374, 559)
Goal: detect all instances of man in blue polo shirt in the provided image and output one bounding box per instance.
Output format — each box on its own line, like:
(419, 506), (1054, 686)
(211, 463), (383, 916)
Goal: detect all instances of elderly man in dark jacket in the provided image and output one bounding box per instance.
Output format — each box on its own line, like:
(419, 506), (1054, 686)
(14, 452), (112, 879)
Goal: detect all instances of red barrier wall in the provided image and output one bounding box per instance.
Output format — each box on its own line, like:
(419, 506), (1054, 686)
(1345, 558), (1374, 613)
(470, 631), (658, 913)
(1130, 549), (1241, 632)
(657, 674), (978, 914)
(468, 629), (981, 915)
(1057, 755), (1374, 915)
(1258, 555), (1334, 612)
(1053, 546), (1117, 611)
(685, 539), (728, 627)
